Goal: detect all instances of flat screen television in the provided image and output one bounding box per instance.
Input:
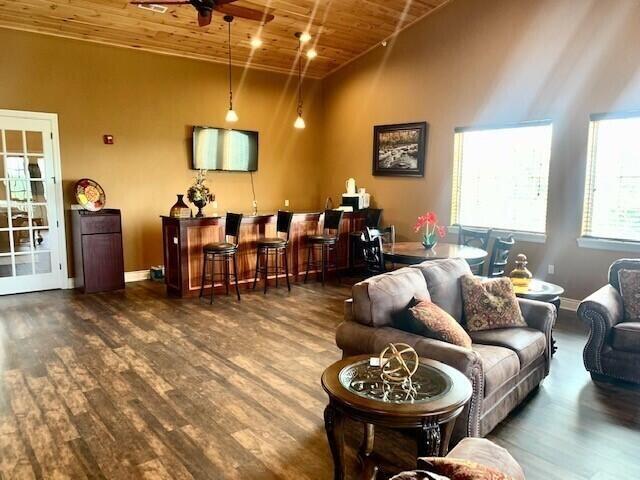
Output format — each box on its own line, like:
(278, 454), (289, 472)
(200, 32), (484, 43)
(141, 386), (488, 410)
(192, 126), (259, 172)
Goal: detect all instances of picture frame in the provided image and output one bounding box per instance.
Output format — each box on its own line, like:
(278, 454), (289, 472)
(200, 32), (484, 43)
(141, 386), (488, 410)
(372, 122), (428, 177)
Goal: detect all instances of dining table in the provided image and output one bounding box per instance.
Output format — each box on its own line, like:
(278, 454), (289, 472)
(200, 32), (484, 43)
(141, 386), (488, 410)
(382, 241), (488, 265)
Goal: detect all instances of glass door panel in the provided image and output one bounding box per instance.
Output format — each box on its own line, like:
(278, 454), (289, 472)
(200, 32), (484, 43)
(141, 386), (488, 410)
(0, 115), (62, 294)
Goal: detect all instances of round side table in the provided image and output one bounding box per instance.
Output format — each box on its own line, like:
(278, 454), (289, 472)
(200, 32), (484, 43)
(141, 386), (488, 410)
(321, 355), (472, 480)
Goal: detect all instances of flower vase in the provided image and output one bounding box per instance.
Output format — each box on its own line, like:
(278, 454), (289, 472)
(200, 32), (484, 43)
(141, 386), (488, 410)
(422, 234), (438, 250)
(192, 199), (207, 218)
(170, 194), (191, 218)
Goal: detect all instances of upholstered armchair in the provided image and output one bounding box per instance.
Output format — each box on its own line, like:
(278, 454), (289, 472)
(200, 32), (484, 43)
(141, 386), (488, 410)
(578, 259), (640, 384)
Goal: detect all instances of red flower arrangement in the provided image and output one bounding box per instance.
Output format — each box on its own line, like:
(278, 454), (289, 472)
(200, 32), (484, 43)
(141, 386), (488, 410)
(414, 211), (447, 248)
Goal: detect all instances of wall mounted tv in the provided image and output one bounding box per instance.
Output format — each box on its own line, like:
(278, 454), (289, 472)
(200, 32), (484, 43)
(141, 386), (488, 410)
(192, 126), (259, 172)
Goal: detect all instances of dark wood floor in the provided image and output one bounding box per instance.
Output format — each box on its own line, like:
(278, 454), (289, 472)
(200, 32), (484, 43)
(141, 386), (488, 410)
(0, 280), (639, 479)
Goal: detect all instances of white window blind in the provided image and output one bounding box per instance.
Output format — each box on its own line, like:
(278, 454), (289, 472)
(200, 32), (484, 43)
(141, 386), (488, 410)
(582, 113), (640, 242)
(451, 122), (553, 233)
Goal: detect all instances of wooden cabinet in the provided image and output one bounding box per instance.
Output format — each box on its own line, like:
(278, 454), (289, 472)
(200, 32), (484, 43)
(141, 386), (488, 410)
(72, 209), (125, 293)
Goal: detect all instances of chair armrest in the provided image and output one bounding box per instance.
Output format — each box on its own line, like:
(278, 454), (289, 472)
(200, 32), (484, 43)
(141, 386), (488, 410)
(577, 284), (624, 332)
(577, 285), (624, 374)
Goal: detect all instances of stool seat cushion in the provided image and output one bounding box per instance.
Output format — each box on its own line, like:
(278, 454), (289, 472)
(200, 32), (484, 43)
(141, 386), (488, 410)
(308, 234), (338, 244)
(203, 242), (236, 253)
(257, 237), (287, 247)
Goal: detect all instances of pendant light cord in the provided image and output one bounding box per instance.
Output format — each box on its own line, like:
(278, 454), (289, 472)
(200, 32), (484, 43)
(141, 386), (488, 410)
(297, 37), (303, 115)
(227, 18), (233, 109)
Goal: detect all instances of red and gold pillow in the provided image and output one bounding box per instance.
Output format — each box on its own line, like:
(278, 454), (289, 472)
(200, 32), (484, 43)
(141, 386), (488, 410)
(422, 457), (516, 480)
(460, 275), (526, 332)
(619, 269), (640, 321)
(408, 300), (473, 349)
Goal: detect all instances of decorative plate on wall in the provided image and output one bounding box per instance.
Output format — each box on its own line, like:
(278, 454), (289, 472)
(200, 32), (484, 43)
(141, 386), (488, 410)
(74, 178), (106, 211)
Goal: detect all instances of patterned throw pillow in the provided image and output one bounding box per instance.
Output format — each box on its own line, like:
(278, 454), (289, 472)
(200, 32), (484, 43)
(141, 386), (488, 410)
(408, 300), (473, 349)
(460, 275), (526, 332)
(619, 269), (640, 321)
(390, 471), (450, 480)
(422, 457), (516, 480)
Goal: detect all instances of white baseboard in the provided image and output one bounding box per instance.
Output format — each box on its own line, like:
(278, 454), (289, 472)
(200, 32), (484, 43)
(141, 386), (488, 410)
(64, 269), (151, 289)
(125, 270), (151, 283)
(560, 297), (580, 312)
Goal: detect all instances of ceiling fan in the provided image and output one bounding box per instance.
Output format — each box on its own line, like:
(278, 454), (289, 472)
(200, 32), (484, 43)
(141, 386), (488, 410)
(130, 0), (275, 27)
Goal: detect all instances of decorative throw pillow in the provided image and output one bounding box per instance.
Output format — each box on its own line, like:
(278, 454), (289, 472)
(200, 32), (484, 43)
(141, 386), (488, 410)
(460, 275), (526, 332)
(422, 457), (516, 480)
(407, 300), (473, 349)
(619, 269), (640, 321)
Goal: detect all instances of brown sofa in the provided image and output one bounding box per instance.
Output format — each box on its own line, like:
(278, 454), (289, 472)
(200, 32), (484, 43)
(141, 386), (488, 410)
(336, 258), (555, 442)
(578, 258), (640, 384)
(391, 438), (525, 480)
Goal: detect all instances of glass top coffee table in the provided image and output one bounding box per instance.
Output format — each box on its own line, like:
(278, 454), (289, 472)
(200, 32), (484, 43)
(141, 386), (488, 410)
(322, 355), (472, 480)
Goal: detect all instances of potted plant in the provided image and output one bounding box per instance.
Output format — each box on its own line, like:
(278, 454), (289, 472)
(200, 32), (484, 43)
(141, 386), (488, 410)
(187, 170), (215, 218)
(414, 211), (447, 249)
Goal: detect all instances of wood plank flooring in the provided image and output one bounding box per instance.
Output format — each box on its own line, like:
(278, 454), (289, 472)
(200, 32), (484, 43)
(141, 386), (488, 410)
(0, 281), (638, 479)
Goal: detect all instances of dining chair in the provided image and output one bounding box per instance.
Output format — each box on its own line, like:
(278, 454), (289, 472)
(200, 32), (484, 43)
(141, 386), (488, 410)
(360, 227), (387, 275)
(349, 208), (383, 271)
(253, 210), (294, 294)
(199, 212), (243, 303)
(457, 225), (492, 275)
(487, 235), (515, 278)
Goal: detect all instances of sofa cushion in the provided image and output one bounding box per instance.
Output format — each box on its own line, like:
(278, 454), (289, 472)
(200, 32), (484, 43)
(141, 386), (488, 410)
(352, 268), (429, 327)
(473, 344), (520, 397)
(618, 269), (640, 321)
(611, 322), (640, 353)
(461, 276), (526, 332)
(406, 300), (473, 349)
(469, 328), (546, 369)
(411, 258), (472, 323)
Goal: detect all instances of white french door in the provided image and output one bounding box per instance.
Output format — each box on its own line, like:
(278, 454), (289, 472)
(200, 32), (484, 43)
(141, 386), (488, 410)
(0, 111), (67, 295)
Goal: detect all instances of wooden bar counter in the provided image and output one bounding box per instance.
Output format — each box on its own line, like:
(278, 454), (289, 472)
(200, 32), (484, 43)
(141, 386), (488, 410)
(161, 211), (366, 297)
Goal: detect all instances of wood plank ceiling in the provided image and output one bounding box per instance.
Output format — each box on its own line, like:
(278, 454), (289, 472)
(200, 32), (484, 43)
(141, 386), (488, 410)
(0, 0), (450, 78)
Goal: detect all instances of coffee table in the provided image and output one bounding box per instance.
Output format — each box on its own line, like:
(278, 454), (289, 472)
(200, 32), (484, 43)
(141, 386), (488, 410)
(321, 355), (472, 480)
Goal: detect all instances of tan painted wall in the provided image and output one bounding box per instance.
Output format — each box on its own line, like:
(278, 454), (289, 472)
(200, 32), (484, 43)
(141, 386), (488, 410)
(320, 0), (640, 299)
(0, 29), (323, 274)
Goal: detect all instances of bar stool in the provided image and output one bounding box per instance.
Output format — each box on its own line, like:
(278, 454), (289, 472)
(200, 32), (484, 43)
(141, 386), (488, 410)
(199, 212), (243, 303)
(253, 210), (294, 294)
(304, 209), (344, 285)
(349, 208), (382, 271)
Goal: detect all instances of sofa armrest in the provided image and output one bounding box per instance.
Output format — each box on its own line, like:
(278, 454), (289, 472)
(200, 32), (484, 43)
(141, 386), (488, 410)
(336, 321), (482, 378)
(344, 298), (354, 323)
(517, 297), (555, 375)
(577, 284), (624, 374)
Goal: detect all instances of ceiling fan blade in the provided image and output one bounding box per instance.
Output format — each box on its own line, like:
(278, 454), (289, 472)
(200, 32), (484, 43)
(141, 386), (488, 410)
(213, 4), (275, 23)
(198, 11), (213, 26)
(130, 1), (192, 4)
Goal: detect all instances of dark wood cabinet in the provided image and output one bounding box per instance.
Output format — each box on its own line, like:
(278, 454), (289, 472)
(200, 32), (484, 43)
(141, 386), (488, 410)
(72, 209), (125, 293)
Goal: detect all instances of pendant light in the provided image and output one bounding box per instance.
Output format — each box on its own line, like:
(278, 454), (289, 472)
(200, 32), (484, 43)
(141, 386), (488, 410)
(294, 32), (306, 129)
(224, 15), (238, 123)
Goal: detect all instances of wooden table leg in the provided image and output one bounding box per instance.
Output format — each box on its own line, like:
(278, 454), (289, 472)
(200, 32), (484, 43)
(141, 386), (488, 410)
(324, 404), (346, 480)
(438, 418), (456, 457)
(417, 419), (441, 463)
(358, 423), (378, 480)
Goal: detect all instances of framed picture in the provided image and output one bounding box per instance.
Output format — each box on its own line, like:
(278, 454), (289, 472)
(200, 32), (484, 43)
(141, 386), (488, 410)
(372, 122), (428, 177)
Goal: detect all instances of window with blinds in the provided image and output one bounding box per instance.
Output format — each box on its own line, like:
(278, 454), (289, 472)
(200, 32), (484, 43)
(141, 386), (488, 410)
(581, 113), (640, 242)
(451, 122), (553, 234)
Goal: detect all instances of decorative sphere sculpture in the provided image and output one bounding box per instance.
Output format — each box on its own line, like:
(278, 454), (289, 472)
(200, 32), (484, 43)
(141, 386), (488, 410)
(379, 343), (419, 384)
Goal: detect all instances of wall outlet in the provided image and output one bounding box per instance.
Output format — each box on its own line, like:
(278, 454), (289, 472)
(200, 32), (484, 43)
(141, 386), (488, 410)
(284, 199), (290, 207)
(548, 264), (555, 275)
